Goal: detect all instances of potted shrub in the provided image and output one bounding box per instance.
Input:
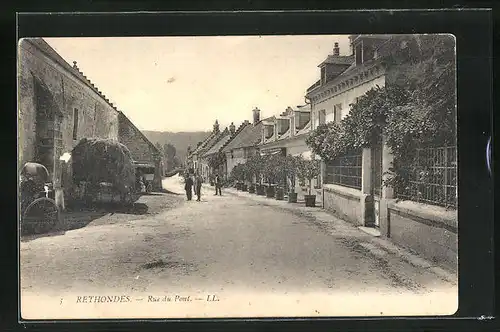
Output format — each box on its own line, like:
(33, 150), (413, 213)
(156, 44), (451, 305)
(230, 164), (243, 190)
(262, 154), (277, 198)
(248, 182), (255, 193)
(247, 154), (265, 195)
(242, 163), (251, 192)
(256, 182), (265, 195)
(297, 157), (320, 207)
(273, 155), (287, 201)
(285, 155), (300, 203)
(275, 185), (284, 200)
(266, 184), (275, 198)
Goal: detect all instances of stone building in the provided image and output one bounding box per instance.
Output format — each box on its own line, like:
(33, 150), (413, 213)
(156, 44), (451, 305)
(258, 104), (322, 201)
(202, 121), (248, 180)
(18, 38), (162, 209)
(222, 108), (263, 177)
(306, 37), (389, 229)
(188, 120), (222, 179)
(306, 35), (457, 270)
(117, 112), (163, 191)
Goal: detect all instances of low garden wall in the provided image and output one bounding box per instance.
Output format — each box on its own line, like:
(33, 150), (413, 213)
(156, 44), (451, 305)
(386, 200), (458, 272)
(323, 184), (363, 225)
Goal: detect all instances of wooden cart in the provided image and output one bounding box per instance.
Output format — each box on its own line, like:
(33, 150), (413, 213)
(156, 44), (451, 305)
(19, 162), (60, 235)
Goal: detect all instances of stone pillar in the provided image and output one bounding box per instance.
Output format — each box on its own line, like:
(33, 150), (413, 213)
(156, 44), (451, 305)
(320, 160), (326, 208)
(360, 147), (374, 226)
(380, 136), (394, 237)
(361, 148), (371, 195)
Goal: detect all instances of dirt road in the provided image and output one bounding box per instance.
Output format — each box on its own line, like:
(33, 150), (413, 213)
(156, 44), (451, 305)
(20, 177), (457, 319)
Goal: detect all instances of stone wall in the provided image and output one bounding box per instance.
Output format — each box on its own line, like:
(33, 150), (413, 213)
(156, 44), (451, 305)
(18, 39), (120, 171)
(18, 38), (120, 208)
(386, 201), (458, 272)
(118, 113), (157, 163)
(117, 113), (162, 190)
(323, 185), (363, 226)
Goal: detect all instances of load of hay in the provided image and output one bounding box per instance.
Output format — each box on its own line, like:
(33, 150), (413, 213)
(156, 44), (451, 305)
(72, 138), (136, 194)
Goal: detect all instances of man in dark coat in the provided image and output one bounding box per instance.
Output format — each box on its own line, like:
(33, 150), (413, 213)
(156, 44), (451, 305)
(194, 173), (203, 201)
(214, 173), (222, 196)
(184, 175), (193, 201)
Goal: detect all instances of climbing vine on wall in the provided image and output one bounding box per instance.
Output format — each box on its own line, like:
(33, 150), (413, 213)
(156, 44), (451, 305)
(306, 34), (456, 196)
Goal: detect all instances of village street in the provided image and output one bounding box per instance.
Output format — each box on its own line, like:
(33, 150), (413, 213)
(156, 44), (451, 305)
(20, 176), (457, 318)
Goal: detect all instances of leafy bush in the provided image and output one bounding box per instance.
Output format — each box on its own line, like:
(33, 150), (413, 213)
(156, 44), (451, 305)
(306, 35), (456, 200)
(296, 157), (320, 195)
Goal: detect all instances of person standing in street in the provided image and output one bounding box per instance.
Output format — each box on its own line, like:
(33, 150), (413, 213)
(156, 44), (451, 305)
(194, 173), (203, 201)
(214, 173), (222, 196)
(184, 174), (193, 201)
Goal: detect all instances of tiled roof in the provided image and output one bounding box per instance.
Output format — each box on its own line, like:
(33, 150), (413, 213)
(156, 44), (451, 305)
(198, 129), (228, 156)
(190, 131), (217, 155)
(222, 122), (263, 152)
(204, 132), (232, 156)
(319, 55), (354, 66)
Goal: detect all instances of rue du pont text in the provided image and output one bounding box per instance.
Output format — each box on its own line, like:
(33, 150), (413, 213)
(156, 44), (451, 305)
(148, 295), (220, 302)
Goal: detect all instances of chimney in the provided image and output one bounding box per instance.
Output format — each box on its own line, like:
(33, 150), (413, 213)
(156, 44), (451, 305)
(252, 107), (261, 125)
(213, 120), (220, 133)
(333, 42), (340, 56)
(229, 122), (235, 135)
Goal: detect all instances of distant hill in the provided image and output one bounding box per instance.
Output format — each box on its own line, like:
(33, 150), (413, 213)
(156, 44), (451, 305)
(142, 130), (211, 162)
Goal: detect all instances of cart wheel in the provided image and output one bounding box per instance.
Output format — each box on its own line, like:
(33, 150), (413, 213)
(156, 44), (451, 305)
(22, 197), (60, 235)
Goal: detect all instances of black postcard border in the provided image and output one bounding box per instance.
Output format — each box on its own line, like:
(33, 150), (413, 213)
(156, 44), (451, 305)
(3, 8), (495, 332)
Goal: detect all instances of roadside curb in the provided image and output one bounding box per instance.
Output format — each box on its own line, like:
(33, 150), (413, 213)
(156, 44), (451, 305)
(223, 187), (457, 283)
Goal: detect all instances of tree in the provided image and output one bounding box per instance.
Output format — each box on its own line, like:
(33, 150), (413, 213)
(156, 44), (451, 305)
(246, 154), (264, 184)
(163, 143), (177, 172)
(296, 157), (320, 195)
(164, 143), (177, 159)
(284, 155), (301, 192)
(230, 163), (245, 182)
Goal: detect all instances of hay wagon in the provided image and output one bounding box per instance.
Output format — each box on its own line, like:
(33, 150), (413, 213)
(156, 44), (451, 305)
(72, 138), (137, 205)
(19, 162), (60, 235)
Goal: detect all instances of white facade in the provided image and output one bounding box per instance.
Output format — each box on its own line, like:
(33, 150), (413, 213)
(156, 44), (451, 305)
(311, 75), (386, 130)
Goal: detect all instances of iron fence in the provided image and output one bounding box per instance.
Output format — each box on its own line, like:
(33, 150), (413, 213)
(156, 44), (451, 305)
(396, 146), (457, 209)
(325, 151), (362, 190)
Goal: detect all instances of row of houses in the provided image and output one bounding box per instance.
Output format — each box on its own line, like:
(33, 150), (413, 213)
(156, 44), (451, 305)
(18, 38), (164, 210)
(187, 35), (458, 271)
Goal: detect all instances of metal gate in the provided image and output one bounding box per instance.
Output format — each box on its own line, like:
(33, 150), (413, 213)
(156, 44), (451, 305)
(371, 135), (383, 227)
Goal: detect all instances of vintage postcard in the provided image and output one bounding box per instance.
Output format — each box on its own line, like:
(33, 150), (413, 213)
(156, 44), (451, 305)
(18, 34), (458, 320)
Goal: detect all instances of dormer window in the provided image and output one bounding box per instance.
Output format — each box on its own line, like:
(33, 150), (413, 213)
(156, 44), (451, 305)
(320, 67), (326, 84)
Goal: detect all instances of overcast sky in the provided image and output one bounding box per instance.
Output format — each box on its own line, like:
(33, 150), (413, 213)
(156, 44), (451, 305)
(45, 35), (351, 132)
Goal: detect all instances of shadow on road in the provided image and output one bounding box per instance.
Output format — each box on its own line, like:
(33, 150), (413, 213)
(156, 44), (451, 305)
(158, 188), (182, 196)
(21, 201), (150, 242)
